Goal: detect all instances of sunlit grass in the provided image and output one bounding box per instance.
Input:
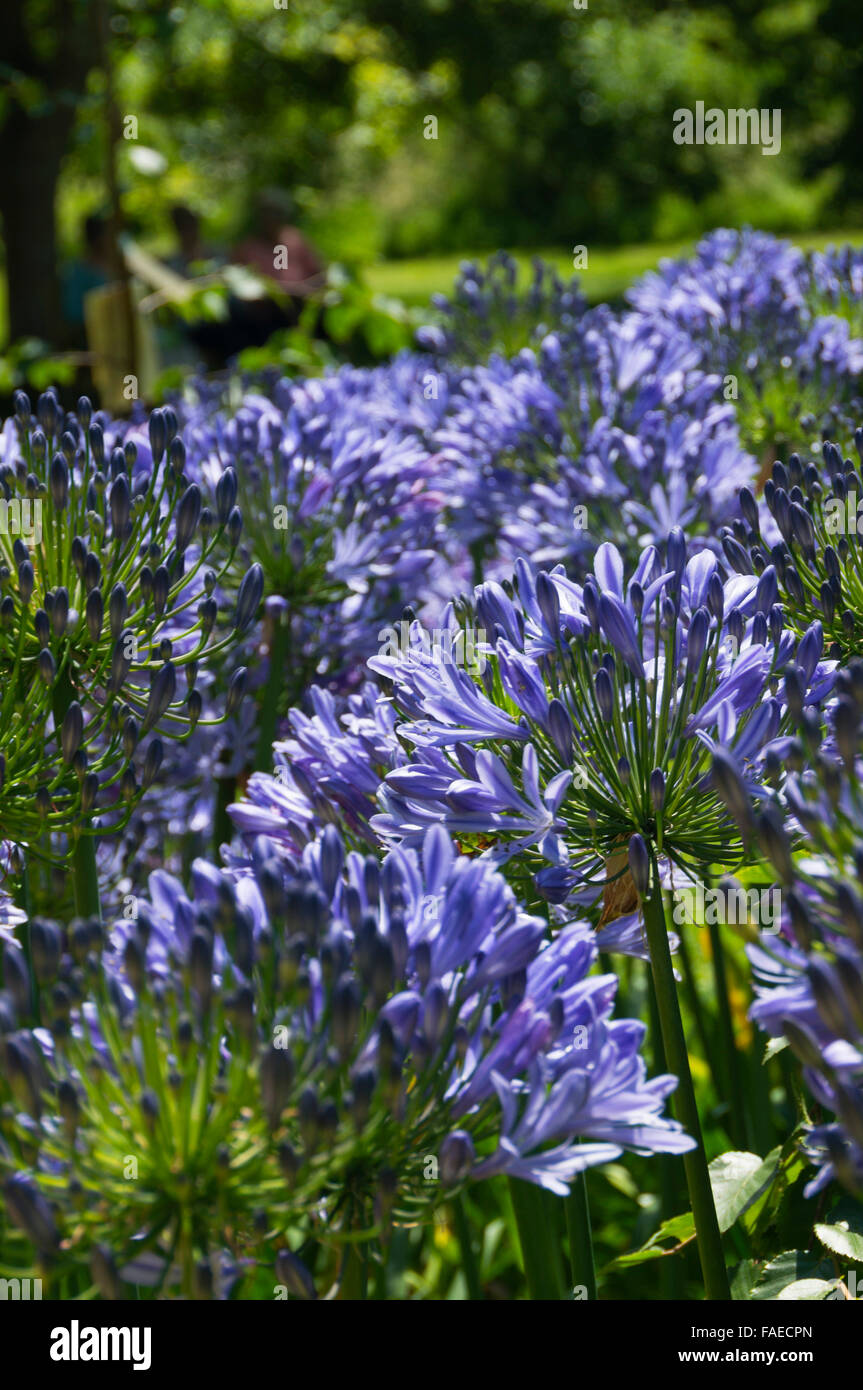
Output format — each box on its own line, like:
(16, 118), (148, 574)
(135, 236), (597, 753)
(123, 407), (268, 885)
(366, 228), (863, 307)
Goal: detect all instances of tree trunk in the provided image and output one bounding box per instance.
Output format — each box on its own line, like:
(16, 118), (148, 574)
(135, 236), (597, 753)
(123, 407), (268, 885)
(0, 0), (101, 348)
(0, 107), (69, 346)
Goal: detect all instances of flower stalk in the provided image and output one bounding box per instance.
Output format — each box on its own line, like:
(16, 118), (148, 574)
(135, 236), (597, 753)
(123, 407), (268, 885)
(508, 1178), (566, 1300)
(565, 1168), (596, 1301)
(641, 850), (730, 1300)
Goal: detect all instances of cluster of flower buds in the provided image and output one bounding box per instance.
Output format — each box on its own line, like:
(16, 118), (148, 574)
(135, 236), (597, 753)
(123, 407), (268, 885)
(416, 250), (586, 361)
(745, 659), (863, 1196)
(733, 434), (863, 659)
(0, 821), (690, 1297)
(0, 390), (262, 855)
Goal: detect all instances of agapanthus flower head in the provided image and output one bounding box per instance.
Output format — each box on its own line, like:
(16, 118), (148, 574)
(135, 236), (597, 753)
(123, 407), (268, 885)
(627, 229), (863, 456)
(627, 228), (809, 357)
(746, 663), (863, 1196)
(417, 252), (586, 362)
(227, 681), (406, 858)
(371, 531), (834, 910)
(137, 377), (449, 801)
(736, 434), (863, 661)
(431, 304), (754, 578)
(0, 820), (691, 1296)
(0, 392), (255, 855)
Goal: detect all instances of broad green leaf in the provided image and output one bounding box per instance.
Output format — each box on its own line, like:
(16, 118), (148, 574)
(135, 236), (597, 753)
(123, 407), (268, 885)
(745, 1133), (809, 1242)
(729, 1258), (761, 1300)
(815, 1196), (863, 1262)
(710, 1150), (778, 1232)
(776, 1278), (838, 1300)
(750, 1251), (835, 1301)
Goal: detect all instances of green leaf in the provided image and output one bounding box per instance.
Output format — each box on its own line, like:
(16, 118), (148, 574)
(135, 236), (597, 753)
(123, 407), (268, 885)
(600, 1163), (640, 1201)
(602, 1211), (695, 1271)
(709, 1150), (779, 1232)
(763, 1036), (789, 1063)
(749, 1251), (836, 1301)
(743, 1132), (809, 1243)
(323, 299), (366, 344)
(729, 1258), (761, 1300)
(776, 1278), (838, 1300)
(815, 1196), (863, 1262)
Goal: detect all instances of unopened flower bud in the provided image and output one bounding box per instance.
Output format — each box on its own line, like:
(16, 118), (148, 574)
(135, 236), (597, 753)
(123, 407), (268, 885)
(755, 805), (794, 884)
(142, 662), (176, 733)
(535, 570), (560, 636)
(175, 483), (202, 553)
(649, 767), (665, 813)
(4, 1173), (58, 1252)
(439, 1129), (475, 1185)
(711, 747), (754, 841)
(142, 739), (163, 789)
(61, 701), (84, 764)
(275, 1249), (316, 1300)
(260, 1045), (295, 1129)
(148, 408), (167, 465)
(18, 560), (34, 606)
(216, 468), (238, 525)
(628, 833), (650, 897)
(168, 435), (185, 475)
(226, 666), (247, 718)
(231, 565), (261, 638)
(50, 454), (69, 510)
(594, 666), (614, 723)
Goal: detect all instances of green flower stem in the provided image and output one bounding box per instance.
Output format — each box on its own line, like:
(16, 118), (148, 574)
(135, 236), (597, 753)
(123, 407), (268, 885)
(340, 1238), (368, 1300)
(69, 832), (102, 921)
(676, 923), (721, 1094)
(451, 1194), (483, 1300)
(706, 915), (748, 1150)
(565, 1168), (597, 1301)
(179, 1211), (195, 1300)
(213, 775), (236, 860)
(641, 856), (730, 1301)
(254, 610), (292, 772)
(52, 668), (102, 922)
(508, 1177), (566, 1300)
(647, 972), (684, 1299)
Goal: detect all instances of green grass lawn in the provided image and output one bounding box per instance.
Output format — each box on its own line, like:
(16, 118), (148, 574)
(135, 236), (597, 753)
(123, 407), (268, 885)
(366, 228), (863, 307)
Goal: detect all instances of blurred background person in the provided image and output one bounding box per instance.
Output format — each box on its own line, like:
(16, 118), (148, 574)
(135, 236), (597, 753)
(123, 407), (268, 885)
(231, 190), (324, 300)
(168, 204), (219, 275)
(226, 189), (326, 349)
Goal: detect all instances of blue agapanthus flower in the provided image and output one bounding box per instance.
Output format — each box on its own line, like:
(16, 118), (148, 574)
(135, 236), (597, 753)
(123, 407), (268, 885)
(628, 228), (863, 455)
(0, 807), (693, 1298)
(106, 820), (693, 1200)
(370, 530), (834, 915)
(428, 306), (754, 577)
(746, 661), (863, 1197)
(734, 437), (863, 662)
(416, 251), (587, 362)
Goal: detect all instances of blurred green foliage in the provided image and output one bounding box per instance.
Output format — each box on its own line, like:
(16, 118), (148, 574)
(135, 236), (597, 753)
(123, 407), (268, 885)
(72, 0), (863, 255)
(4, 0), (863, 349)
